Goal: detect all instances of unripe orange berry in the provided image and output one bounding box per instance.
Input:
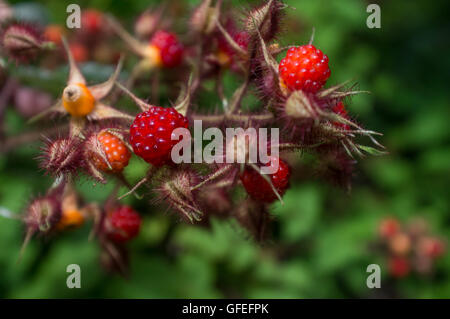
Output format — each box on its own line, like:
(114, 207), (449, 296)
(62, 83), (95, 117)
(93, 132), (131, 172)
(216, 49), (232, 67)
(388, 233), (411, 256)
(56, 209), (84, 230)
(142, 44), (163, 69)
(44, 25), (65, 45)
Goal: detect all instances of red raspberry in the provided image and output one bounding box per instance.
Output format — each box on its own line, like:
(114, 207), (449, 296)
(427, 240), (445, 258)
(388, 257), (410, 278)
(378, 217), (400, 238)
(150, 30), (184, 68)
(81, 9), (103, 34)
(279, 44), (331, 93)
(332, 102), (351, 130)
(129, 107), (189, 167)
(107, 206), (141, 243)
(92, 132), (131, 173)
(240, 157), (291, 203)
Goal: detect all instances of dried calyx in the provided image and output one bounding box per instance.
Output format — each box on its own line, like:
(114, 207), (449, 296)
(39, 136), (84, 178)
(156, 170), (203, 223)
(1, 21), (54, 62)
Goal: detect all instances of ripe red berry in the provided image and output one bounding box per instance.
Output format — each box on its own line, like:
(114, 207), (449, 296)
(150, 30), (184, 68)
(429, 241), (445, 258)
(240, 157), (291, 203)
(107, 206), (141, 243)
(379, 217), (400, 238)
(279, 44), (331, 93)
(81, 9), (103, 34)
(388, 257), (410, 278)
(69, 43), (89, 62)
(418, 237), (445, 259)
(92, 132), (131, 173)
(129, 107), (189, 167)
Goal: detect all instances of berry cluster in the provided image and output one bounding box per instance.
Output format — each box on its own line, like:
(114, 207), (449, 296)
(0, 0), (385, 275)
(377, 218), (446, 278)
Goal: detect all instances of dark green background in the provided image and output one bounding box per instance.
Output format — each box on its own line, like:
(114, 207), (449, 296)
(0, 0), (449, 298)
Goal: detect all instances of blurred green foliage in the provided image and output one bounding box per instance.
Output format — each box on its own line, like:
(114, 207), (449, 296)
(0, 0), (449, 298)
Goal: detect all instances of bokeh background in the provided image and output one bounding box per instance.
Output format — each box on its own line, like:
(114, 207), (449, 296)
(0, 0), (449, 298)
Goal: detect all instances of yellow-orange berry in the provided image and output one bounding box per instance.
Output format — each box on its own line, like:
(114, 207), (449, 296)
(56, 209), (84, 230)
(216, 49), (231, 67)
(93, 132), (131, 172)
(142, 44), (163, 69)
(62, 83), (95, 117)
(388, 233), (411, 256)
(44, 25), (65, 45)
